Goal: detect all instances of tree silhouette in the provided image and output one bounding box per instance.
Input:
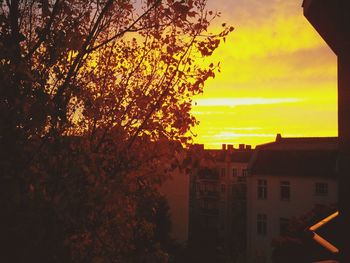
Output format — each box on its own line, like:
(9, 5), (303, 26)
(0, 0), (232, 262)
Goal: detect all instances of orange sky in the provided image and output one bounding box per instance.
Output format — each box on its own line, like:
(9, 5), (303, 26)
(191, 0), (338, 149)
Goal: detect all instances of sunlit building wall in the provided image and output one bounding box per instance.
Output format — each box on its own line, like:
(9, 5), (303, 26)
(246, 135), (338, 263)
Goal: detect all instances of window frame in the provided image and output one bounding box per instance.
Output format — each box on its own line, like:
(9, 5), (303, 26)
(280, 181), (291, 201)
(257, 213), (267, 236)
(232, 168), (238, 177)
(257, 179), (267, 200)
(242, 168), (249, 177)
(221, 167), (226, 177)
(315, 182), (328, 196)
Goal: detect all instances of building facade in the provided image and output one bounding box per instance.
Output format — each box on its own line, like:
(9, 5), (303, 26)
(188, 144), (253, 262)
(246, 135), (338, 263)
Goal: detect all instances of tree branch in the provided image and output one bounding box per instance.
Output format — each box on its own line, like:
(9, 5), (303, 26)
(127, 33), (198, 149)
(87, 0), (161, 53)
(8, 0), (21, 63)
(52, 0), (115, 119)
(24, 0), (61, 60)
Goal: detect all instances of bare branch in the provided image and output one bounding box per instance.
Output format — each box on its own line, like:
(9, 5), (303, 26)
(127, 36), (198, 149)
(24, 0), (61, 59)
(52, 0), (115, 106)
(87, 0), (161, 53)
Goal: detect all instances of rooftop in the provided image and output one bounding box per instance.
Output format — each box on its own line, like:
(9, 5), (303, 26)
(189, 144), (254, 163)
(249, 135), (338, 177)
(257, 134), (338, 150)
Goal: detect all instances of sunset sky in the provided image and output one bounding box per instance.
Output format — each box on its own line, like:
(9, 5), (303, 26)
(191, 0), (338, 148)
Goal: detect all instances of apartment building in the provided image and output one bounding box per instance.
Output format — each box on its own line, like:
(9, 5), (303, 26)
(188, 144), (253, 262)
(246, 135), (338, 263)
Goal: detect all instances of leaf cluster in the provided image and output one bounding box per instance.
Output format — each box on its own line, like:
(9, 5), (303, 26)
(0, 0), (233, 262)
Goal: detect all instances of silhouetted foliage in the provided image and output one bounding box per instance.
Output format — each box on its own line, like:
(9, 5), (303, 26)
(0, 0), (232, 262)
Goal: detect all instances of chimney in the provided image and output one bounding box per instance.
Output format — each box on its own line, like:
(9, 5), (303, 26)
(227, 144), (234, 151)
(276, 133), (282, 142)
(246, 145), (252, 150)
(239, 144), (245, 150)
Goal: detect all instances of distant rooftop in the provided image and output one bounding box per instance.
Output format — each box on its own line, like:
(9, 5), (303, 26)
(257, 134), (338, 150)
(189, 143), (254, 163)
(250, 134), (338, 177)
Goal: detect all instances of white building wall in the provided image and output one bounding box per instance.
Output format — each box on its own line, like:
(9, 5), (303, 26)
(246, 174), (338, 263)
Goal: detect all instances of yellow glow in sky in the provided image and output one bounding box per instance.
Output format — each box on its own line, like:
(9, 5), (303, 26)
(191, 0), (337, 149)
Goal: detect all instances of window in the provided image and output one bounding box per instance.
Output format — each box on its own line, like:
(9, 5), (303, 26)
(257, 214), (267, 236)
(242, 169), (249, 177)
(221, 168), (226, 177)
(257, 179), (267, 199)
(237, 169), (248, 183)
(279, 217), (289, 235)
(315, 182), (328, 196)
(232, 168), (238, 177)
(280, 181), (290, 201)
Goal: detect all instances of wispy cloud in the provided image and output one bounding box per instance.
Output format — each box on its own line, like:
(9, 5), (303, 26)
(190, 0), (337, 148)
(225, 127), (262, 131)
(193, 97), (303, 107)
(207, 132), (276, 139)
